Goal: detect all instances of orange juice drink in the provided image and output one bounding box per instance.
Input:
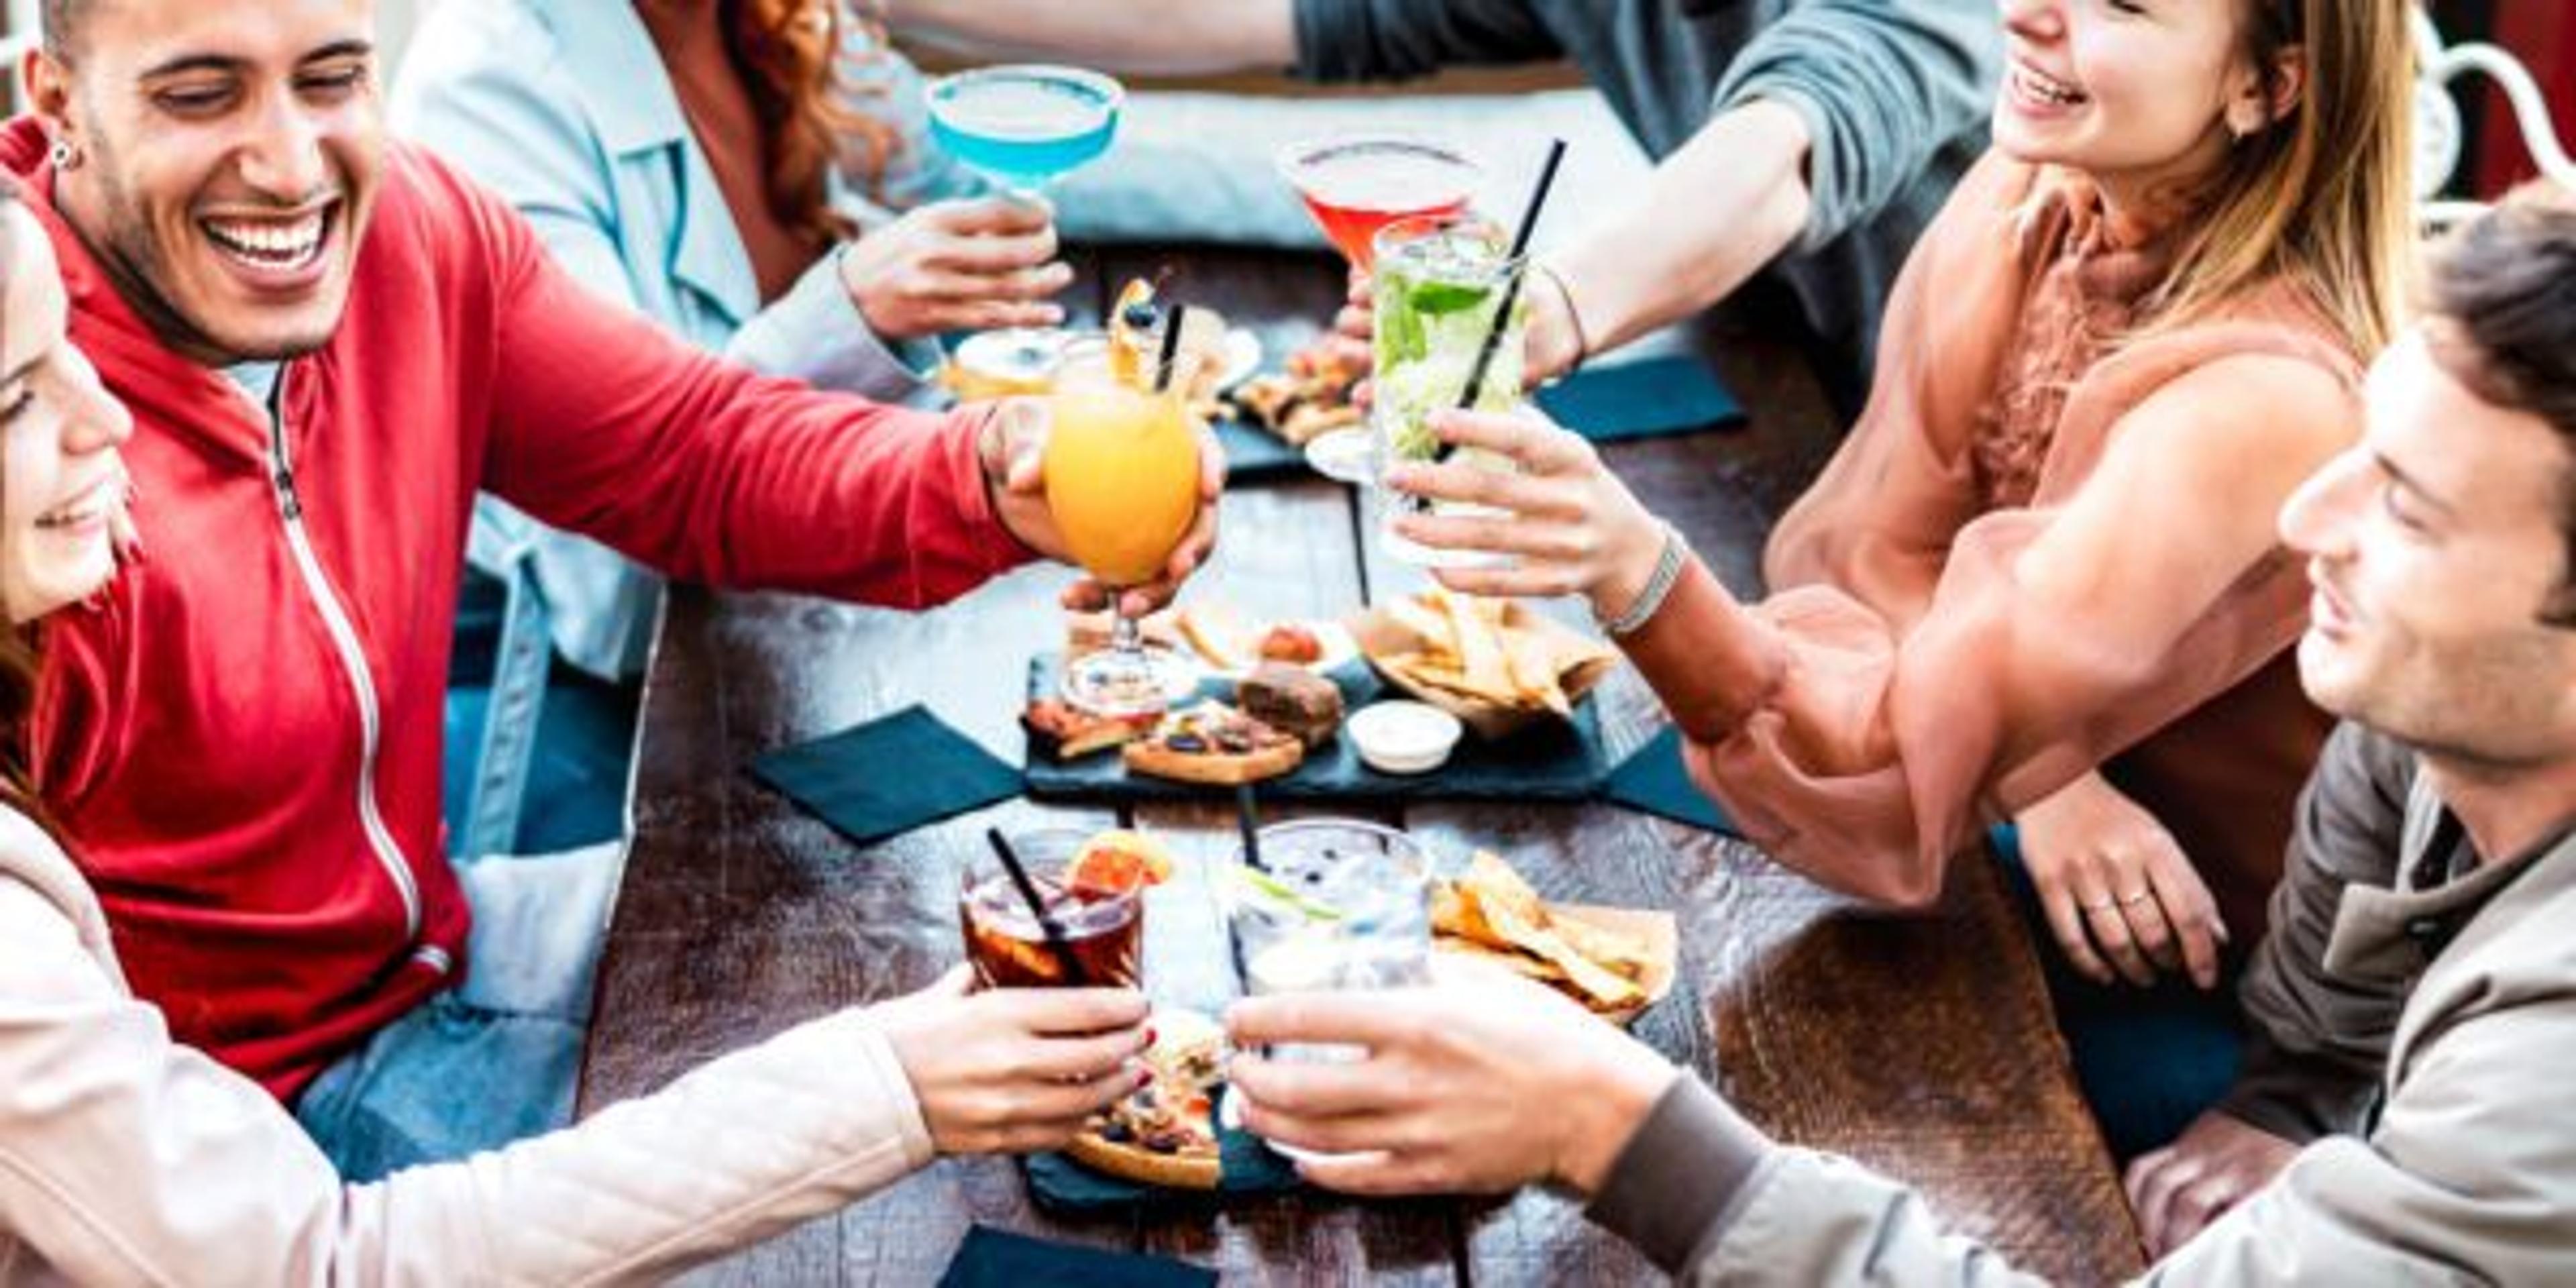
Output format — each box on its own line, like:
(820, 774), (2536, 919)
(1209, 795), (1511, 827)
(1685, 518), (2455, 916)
(1043, 344), (1201, 588)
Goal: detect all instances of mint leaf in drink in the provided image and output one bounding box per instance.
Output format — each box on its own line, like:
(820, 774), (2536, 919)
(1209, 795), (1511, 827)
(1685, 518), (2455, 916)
(1391, 421), (1439, 462)
(1407, 281), (1491, 316)
(1378, 293), (1428, 366)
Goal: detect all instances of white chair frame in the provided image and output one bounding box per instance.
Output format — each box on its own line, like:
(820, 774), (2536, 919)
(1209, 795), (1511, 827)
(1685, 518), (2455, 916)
(0, 0), (36, 115)
(2415, 7), (2576, 229)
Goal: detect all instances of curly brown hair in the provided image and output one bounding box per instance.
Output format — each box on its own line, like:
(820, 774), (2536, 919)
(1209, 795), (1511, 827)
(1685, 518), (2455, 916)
(723, 0), (904, 250)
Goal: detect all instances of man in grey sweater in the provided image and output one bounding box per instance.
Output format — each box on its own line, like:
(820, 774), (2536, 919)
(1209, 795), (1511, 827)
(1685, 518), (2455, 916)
(888, 0), (1998, 408)
(1223, 186), (2576, 1282)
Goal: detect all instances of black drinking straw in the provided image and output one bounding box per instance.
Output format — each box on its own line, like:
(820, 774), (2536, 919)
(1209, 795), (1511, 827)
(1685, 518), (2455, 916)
(1152, 301), (1191, 394)
(1228, 784), (1263, 998)
(1234, 782), (1266, 873)
(983, 827), (1087, 985)
(1435, 137), (1568, 463)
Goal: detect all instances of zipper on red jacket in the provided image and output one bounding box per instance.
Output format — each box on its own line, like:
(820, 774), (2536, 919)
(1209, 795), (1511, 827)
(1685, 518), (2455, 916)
(248, 366), (445, 971)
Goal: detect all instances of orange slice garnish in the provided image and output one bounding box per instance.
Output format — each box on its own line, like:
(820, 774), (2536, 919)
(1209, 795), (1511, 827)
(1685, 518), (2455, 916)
(1067, 828), (1177, 895)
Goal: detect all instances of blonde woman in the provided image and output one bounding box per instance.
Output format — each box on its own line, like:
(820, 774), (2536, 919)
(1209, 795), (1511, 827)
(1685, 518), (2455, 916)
(1383, 0), (2414, 1152)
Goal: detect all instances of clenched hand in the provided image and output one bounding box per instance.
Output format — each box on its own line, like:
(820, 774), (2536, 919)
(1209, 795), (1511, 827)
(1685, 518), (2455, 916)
(873, 967), (1151, 1155)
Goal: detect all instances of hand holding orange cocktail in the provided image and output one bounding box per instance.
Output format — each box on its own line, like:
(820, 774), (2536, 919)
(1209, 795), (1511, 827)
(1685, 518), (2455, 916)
(1046, 335), (1206, 716)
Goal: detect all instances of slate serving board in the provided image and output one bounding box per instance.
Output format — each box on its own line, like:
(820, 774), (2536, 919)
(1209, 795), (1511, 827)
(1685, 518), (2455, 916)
(1020, 653), (1608, 804)
(1218, 352), (1746, 486)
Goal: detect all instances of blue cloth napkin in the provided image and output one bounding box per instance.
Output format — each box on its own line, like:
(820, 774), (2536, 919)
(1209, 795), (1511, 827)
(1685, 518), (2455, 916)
(1214, 419), (1307, 483)
(937, 1226), (1215, 1288)
(1537, 352), (1746, 445)
(750, 705), (1020, 848)
(1603, 726), (1739, 836)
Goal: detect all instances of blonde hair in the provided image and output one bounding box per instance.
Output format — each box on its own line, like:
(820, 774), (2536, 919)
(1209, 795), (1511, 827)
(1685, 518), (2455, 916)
(2148, 0), (2416, 356)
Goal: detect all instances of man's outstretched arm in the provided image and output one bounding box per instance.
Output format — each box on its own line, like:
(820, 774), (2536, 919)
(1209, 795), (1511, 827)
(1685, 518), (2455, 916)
(882, 0), (1295, 76)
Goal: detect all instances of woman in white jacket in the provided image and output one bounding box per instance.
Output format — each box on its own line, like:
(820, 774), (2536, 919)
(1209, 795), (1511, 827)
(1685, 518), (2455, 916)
(0, 180), (1150, 1284)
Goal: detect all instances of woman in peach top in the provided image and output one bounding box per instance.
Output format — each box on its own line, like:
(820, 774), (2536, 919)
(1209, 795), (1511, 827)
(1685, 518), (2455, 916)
(1387, 0), (2414, 1106)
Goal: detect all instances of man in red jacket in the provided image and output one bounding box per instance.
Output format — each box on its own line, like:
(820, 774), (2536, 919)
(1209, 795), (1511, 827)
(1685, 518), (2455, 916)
(13, 0), (1218, 1177)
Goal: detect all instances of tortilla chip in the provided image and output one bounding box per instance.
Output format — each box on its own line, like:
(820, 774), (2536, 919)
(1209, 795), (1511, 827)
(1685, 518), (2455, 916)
(1432, 852), (1664, 1013)
(1385, 596), (1458, 661)
(1434, 936), (1564, 983)
(1430, 879), (1474, 941)
(1547, 911), (1654, 983)
(1421, 590), (1505, 699)
(1458, 851), (1548, 931)
(1434, 877), (1514, 952)
(1479, 896), (1645, 1011)
(1501, 623), (1572, 716)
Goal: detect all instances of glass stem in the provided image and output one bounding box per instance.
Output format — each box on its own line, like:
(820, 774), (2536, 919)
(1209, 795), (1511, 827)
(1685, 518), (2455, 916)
(1112, 600), (1142, 655)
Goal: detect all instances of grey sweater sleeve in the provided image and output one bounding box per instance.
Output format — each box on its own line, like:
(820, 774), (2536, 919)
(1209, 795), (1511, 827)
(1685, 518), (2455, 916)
(1588, 1079), (2051, 1287)
(1291, 0), (1560, 83)
(1714, 0), (2000, 253)
(2218, 722), (2413, 1142)
(1585, 1077), (1776, 1273)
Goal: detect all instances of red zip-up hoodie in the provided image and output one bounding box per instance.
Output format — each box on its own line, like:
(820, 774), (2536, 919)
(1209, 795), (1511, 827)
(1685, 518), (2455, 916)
(7, 121), (1032, 1099)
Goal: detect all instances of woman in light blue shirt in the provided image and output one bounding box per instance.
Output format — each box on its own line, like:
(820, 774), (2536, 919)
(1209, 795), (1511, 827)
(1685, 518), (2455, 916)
(393, 0), (1069, 855)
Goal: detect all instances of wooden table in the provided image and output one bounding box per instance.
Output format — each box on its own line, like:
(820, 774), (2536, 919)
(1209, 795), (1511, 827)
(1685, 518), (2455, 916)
(578, 246), (2147, 1285)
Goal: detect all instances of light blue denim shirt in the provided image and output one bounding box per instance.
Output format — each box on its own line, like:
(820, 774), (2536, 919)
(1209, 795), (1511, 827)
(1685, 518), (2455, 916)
(392, 0), (967, 680)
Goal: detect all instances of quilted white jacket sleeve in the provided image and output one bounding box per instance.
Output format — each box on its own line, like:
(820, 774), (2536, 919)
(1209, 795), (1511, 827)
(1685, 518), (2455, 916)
(0, 863), (935, 1287)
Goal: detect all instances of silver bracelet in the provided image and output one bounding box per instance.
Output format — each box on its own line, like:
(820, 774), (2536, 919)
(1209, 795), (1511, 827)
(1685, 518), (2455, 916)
(1597, 523), (1689, 637)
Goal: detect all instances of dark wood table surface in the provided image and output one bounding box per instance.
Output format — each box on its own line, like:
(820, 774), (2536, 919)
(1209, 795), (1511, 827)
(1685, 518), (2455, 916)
(578, 246), (2147, 1285)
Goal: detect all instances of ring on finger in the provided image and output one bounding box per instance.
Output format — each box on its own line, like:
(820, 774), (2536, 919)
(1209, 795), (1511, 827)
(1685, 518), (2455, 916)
(2116, 889), (2155, 907)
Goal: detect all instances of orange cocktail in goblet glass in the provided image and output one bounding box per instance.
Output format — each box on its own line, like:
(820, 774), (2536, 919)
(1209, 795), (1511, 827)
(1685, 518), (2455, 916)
(1045, 337), (1204, 716)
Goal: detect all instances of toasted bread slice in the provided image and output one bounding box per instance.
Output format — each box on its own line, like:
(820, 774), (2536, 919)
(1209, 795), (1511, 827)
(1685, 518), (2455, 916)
(1123, 736), (1303, 786)
(1066, 1008), (1225, 1189)
(1063, 1132), (1222, 1190)
(1022, 700), (1157, 761)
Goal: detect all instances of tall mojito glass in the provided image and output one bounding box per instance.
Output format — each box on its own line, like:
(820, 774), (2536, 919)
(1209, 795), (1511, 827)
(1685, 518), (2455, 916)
(1371, 215), (1526, 567)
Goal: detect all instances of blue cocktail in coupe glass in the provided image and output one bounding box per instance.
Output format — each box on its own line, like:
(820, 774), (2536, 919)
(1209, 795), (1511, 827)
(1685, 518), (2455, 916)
(926, 64), (1124, 198)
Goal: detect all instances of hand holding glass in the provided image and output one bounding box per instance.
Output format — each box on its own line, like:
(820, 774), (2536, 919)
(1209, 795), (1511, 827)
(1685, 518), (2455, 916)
(1220, 821), (1431, 1161)
(1045, 338), (1205, 716)
(1373, 214), (1528, 567)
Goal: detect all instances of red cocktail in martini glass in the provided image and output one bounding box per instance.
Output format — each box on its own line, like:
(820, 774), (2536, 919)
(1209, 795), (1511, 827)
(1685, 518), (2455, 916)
(1277, 135), (1481, 272)
(1276, 135), (1481, 482)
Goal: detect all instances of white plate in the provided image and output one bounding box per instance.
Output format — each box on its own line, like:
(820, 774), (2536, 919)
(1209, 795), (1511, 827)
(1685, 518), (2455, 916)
(1301, 427), (1376, 486)
(1199, 619), (1360, 680)
(949, 325), (1258, 392)
(1218, 328), (1263, 392)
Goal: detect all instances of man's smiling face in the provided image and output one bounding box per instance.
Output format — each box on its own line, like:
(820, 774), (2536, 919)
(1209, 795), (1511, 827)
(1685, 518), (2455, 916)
(31, 0), (382, 365)
(2280, 327), (2576, 766)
